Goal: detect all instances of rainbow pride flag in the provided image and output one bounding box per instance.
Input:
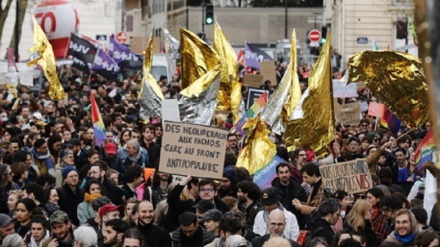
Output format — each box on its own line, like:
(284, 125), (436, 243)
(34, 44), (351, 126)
(90, 92), (106, 147)
(381, 108), (401, 135)
(233, 91), (268, 136)
(253, 155), (286, 189)
(414, 130), (436, 171)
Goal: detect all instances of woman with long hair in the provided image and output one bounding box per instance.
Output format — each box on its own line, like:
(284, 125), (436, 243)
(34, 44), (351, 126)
(119, 129), (131, 147)
(344, 199), (377, 247)
(14, 198), (37, 238)
(7, 190), (23, 217)
(77, 179), (102, 225)
(11, 162), (28, 189)
(0, 164), (19, 214)
(42, 186), (59, 216)
(122, 198), (138, 225)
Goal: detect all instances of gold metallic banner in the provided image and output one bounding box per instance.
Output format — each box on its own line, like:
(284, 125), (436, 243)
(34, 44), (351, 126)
(27, 18), (66, 101)
(348, 50), (428, 127)
(284, 31), (334, 154)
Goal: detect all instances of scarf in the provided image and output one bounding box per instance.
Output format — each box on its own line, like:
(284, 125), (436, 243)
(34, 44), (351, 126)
(394, 231), (416, 244)
(32, 149), (55, 171)
(84, 192), (103, 202)
(263, 203), (285, 226)
(128, 150), (141, 163)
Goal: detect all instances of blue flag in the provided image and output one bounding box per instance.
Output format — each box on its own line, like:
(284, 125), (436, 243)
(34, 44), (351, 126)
(109, 34), (142, 69)
(92, 49), (120, 78)
(244, 43), (272, 70)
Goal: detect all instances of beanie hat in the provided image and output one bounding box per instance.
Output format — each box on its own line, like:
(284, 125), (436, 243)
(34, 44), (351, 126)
(62, 166), (77, 180)
(223, 170), (237, 184)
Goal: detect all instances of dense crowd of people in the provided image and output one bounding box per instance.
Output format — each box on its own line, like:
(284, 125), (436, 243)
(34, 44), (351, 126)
(0, 63), (436, 247)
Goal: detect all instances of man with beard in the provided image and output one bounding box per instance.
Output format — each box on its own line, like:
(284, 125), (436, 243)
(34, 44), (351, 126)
(292, 163), (324, 217)
(89, 161), (124, 205)
(43, 210), (75, 247)
(384, 208), (418, 245)
(102, 219), (130, 247)
(141, 125), (161, 168)
(217, 170), (238, 199)
(271, 162), (307, 228)
(32, 139), (56, 175)
(236, 180), (262, 229)
(99, 203), (122, 225)
(170, 211), (214, 247)
(57, 166), (83, 226)
(136, 200), (171, 247)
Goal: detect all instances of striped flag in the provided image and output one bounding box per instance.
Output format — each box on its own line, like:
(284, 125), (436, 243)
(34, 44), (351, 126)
(233, 91), (268, 137)
(90, 92), (106, 147)
(414, 130), (436, 171)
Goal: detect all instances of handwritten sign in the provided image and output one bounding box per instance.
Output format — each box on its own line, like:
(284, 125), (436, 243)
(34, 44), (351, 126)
(159, 121), (228, 179)
(334, 102), (361, 127)
(319, 159), (373, 194)
(243, 74), (264, 88)
(333, 80), (357, 98)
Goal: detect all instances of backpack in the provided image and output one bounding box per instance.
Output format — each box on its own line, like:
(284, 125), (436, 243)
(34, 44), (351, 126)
(296, 226), (325, 247)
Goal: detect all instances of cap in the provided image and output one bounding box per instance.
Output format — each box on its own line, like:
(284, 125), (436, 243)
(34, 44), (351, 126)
(224, 234), (251, 247)
(50, 210), (69, 224)
(261, 187), (281, 206)
(105, 142), (118, 155)
(32, 112), (43, 120)
(193, 200), (214, 214)
(66, 138), (80, 148)
(222, 170), (237, 184)
(201, 209), (223, 221)
(0, 214), (12, 227)
(99, 203), (122, 218)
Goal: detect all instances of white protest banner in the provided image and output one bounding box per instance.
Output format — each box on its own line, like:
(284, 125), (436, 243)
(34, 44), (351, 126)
(159, 121), (228, 179)
(16, 63), (34, 87)
(319, 159), (373, 194)
(333, 80), (357, 98)
(162, 99), (181, 123)
(334, 102), (361, 126)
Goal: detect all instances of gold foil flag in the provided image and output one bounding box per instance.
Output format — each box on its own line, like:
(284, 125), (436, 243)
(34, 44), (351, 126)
(139, 31), (164, 122)
(213, 22), (242, 123)
(180, 27), (220, 90)
(284, 31), (334, 154)
(348, 50), (428, 127)
(236, 115), (277, 175)
(178, 27), (221, 125)
(261, 29), (302, 134)
(27, 18), (66, 101)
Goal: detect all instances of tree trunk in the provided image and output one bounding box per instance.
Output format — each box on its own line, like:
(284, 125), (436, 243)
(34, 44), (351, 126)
(0, 0), (14, 47)
(8, 0), (28, 50)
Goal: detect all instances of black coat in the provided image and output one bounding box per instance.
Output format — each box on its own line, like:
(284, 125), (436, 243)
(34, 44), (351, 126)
(306, 216), (335, 245)
(57, 184), (83, 226)
(101, 177), (124, 206)
(137, 222), (172, 247)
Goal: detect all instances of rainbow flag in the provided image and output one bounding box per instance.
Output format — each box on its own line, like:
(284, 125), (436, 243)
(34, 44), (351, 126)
(253, 155), (286, 189)
(233, 91), (268, 136)
(414, 130), (436, 171)
(381, 108), (401, 135)
(90, 92), (106, 147)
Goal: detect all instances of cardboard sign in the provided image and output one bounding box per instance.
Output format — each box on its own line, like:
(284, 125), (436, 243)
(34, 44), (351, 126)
(243, 74), (264, 88)
(159, 121), (228, 179)
(319, 159), (373, 194)
(246, 88), (269, 109)
(333, 80), (357, 98)
(334, 102), (361, 127)
(259, 61), (277, 86)
(162, 99), (181, 122)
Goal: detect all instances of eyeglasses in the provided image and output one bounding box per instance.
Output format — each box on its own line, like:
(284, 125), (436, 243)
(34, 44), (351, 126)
(67, 174), (78, 179)
(200, 188), (215, 193)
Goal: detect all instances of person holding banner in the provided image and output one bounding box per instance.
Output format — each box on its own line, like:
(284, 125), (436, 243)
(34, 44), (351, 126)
(292, 164), (324, 217)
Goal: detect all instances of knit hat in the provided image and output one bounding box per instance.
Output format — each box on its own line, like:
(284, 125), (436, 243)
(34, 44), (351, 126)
(0, 214), (12, 227)
(222, 170), (237, 184)
(62, 166), (77, 180)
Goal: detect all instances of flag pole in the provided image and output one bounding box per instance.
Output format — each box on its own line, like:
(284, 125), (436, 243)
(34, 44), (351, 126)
(87, 47), (99, 84)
